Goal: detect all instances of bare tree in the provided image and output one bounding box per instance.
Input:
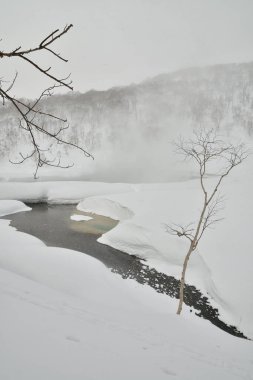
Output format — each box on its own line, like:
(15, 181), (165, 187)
(0, 24), (93, 178)
(166, 129), (247, 315)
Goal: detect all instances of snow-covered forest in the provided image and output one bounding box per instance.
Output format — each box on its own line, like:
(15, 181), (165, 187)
(1, 62), (253, 181)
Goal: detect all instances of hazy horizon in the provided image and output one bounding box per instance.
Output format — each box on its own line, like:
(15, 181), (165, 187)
(1, 0), (253, 98)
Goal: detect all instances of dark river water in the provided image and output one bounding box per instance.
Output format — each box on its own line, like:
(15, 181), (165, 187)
(2, 203), (247, 339)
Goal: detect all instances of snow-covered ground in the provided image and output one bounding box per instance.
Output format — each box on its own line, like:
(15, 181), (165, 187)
(77, 157), (253, 339)
(0, 180), (133, 203)
(0, 201), (253, 379)
(1, 151), (253, 378)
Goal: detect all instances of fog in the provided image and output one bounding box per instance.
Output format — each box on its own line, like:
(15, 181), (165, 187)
(0, 62), (252, 182)
(1, 0), (253, 98)
(2, 1), (253, 183)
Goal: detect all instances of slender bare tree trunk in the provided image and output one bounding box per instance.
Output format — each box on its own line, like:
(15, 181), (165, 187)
(176, 243), (194, 315)
(170, 129), (247, 315)
(177, 202), (207, 315)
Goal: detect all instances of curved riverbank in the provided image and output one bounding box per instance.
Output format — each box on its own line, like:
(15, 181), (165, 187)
(2, 203), (248, 339)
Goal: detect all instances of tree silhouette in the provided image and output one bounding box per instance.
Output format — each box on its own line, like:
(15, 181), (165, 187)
(0, 25), (93, 178)
(166, 129), (247, 315)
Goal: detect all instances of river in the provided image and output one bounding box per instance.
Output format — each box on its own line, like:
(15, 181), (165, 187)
(1, 203), (247, 339)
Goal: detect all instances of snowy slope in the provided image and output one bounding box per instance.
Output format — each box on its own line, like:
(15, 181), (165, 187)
(0, 155), (252, 339)
(0, 202), (253, 380)
(77, 155), (253, 338)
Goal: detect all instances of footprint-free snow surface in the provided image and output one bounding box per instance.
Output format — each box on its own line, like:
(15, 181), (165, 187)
(0, 197), (253, 380)
(3, 203), (247, 338)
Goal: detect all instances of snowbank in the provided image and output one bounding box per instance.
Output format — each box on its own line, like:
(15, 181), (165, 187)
(0, 202), (253, 379)
(77, 157), (253, 338)
(0, 200), (31, 217)
(0, 181), (133, 204)
(1, 173), (252, 339)
(77, 197), (134, 220)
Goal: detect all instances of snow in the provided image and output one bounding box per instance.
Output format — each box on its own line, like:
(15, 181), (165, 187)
(0, 200), (31, 217)
(0, 201), (253, 379)
(1, 168), (253, 338)
(77, 197), (134, 220)
(76, 156), (253, 339)
(70, 214), (93, 221)
(1, 61), (253, 378)
(1, 165), (253, 339)
(0, 181), (133, 204)
(1, 153), (253, 378)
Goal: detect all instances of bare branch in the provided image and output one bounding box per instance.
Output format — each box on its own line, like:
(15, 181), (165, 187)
(0, 24), (94, 178)
(0, 25), (73, 90)
(196, 194), (225, 244)
(165, 223), (194, 243)
(169, 128), (248, 315)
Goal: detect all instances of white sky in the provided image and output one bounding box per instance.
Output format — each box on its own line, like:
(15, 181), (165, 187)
(1, 0), (253, 97)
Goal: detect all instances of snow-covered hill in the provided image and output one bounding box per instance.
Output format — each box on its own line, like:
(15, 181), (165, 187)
(1, 62), (253, 181)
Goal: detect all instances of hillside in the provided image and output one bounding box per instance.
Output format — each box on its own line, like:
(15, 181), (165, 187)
(1, 62), (253, 181)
